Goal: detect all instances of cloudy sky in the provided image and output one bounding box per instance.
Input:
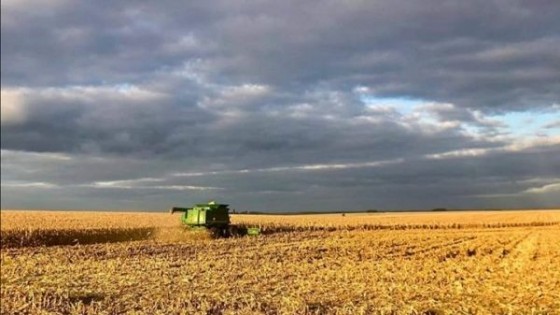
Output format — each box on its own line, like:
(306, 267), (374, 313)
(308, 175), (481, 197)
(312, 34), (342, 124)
(1, 0), (559, 211)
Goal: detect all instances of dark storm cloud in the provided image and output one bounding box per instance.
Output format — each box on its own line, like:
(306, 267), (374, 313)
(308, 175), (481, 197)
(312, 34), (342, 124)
(2, 138), (559, 210)
(3, 0), (560, 109)
(1, 0), (559, 210)
(0, 83), (505, 165)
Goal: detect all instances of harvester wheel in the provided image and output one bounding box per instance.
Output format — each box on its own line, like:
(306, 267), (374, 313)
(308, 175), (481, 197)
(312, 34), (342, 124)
(209, 227), (221, 238)
(219, 226), (229, 238)
(228, 225), (248, 237)
(208, 226), (230, 238)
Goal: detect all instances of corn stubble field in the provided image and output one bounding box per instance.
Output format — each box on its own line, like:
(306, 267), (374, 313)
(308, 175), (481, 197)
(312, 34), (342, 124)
(1, 210), (559, 314)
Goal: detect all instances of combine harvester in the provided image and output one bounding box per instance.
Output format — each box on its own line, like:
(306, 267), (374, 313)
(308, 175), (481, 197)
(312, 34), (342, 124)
(170, 201), (260, 238)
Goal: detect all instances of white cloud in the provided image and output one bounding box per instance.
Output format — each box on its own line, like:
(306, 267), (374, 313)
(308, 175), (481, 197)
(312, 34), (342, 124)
(1, 149), (73, 161)
(1, 89), (27, 125)
(91, 178), (162, 188)
(151, 185), (222, 191)
(199, 83), (271, 111)
(425, 148), (490, 159)
(46, 84), (166, 103)
(2, 85), (166, 109)
(505, 136), (560, 152)
(1, 0), (67, 9)
(425, 136), (560, 160)
(89, 178), (221, 191)
(173, 158), (405, 177)
(523, 183), (560, 194)
(2, 181), (58, 189)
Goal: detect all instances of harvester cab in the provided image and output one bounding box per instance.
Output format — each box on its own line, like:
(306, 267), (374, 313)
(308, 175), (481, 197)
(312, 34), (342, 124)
(170, 201), (230, 228)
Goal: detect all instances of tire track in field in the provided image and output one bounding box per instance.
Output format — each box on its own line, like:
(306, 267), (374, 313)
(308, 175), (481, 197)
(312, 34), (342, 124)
(468, 231), (530, 260)
(188, 231), (442, 261)
(499, 231), (539, 270)
(387, 235), (478, 259)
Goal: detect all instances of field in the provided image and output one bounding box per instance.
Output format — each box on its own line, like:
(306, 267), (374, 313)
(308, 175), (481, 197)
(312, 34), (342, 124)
(1, 210), (559, 314)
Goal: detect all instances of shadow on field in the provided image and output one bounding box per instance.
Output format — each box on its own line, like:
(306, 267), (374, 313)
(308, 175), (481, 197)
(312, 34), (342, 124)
(1, 226), (253, 248)
(2, 221), (557, 248)
(0, 227), (157, 248)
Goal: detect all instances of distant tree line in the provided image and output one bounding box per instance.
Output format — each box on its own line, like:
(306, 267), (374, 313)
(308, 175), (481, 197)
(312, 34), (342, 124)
(432, 208), (448, 211)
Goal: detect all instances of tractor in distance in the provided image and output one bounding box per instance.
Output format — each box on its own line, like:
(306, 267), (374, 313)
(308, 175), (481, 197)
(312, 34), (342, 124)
(170, 201), (260, 237)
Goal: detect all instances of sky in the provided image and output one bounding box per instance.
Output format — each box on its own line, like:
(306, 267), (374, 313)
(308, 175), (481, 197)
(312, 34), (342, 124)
(1, 0), (559, 212)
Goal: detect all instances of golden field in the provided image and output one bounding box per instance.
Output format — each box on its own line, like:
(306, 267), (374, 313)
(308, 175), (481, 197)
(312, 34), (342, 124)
(1, 210), (560, 314)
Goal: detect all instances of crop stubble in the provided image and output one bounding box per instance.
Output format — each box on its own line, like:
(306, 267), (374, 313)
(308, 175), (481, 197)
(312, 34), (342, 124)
(1, 210), (559, 314)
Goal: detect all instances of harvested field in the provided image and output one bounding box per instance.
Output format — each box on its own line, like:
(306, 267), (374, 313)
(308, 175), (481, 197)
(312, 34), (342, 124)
(1, 210), (559, 314)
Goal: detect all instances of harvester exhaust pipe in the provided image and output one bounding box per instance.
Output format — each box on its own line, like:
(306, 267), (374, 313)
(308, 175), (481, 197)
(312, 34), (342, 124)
(170, 207), (191, 214)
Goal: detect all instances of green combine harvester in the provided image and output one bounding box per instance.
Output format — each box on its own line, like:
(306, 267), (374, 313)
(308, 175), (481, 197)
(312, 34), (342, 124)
(170, 201), (260, 237)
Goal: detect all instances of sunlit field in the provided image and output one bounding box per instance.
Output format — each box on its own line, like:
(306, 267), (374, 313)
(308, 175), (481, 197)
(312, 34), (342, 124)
(1, 210), (559, 314)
